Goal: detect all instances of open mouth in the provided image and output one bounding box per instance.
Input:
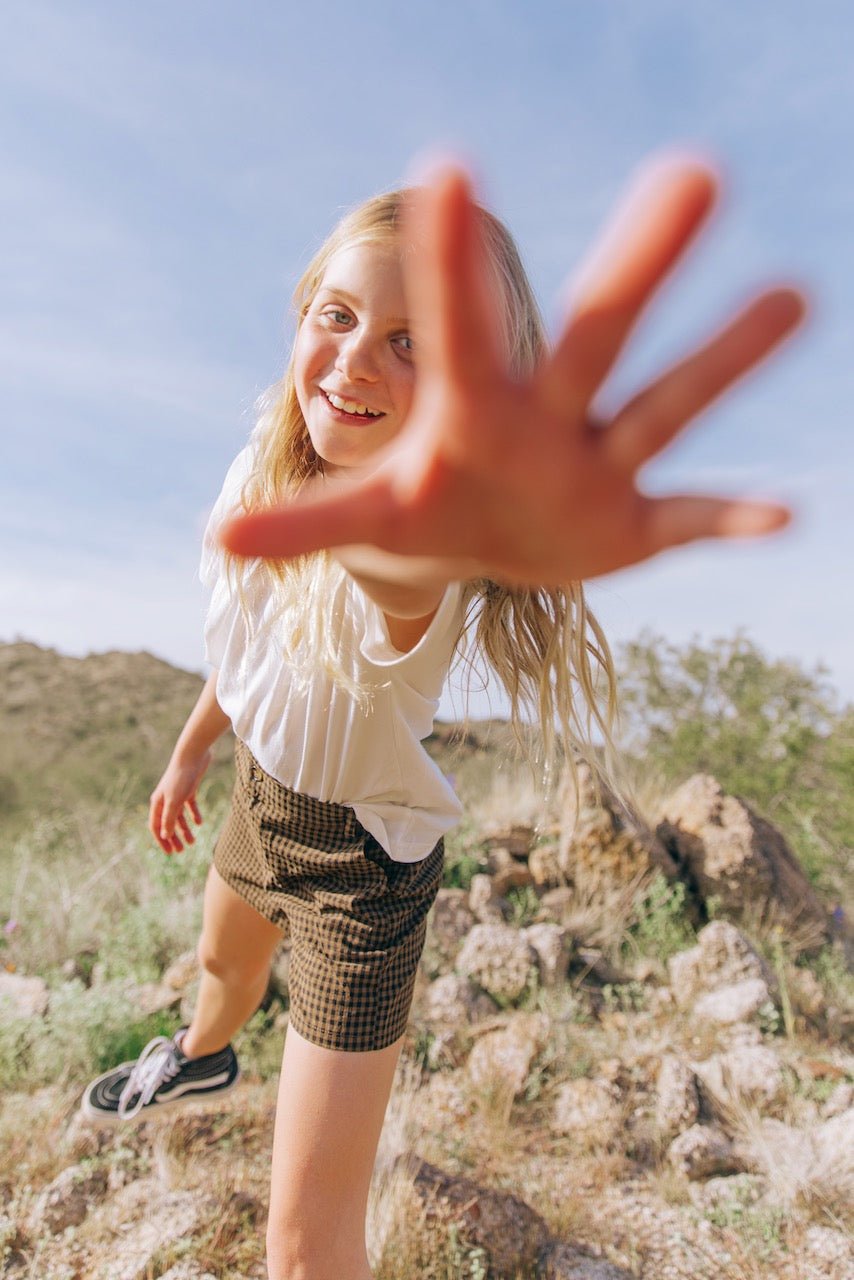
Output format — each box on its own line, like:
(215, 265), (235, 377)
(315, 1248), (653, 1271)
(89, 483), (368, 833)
(321, 389), (386, 424)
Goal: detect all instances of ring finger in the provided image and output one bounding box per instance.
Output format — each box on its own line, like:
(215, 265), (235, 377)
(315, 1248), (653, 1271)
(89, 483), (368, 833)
(602, 287), (806, 475)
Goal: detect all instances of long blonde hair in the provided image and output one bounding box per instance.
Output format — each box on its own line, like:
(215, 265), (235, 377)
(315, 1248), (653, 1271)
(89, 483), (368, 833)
(228, 189), (623, 810)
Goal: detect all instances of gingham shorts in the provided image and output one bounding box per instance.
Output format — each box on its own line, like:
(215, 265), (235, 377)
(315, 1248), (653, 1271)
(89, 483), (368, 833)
(212, 739), (445, 1053)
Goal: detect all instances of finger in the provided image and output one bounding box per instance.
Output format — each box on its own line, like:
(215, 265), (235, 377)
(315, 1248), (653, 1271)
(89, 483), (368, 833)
(641, 493), (793, 558)
(220, 473), (397, 560)
(177, 813), (195, 845)
(402, 163), (503, 388)
(159, 799), (179, 846)
(189, 797), (203, 825)
(148, 793), (163, 841)
(603, 288), (807, 474)
(540, 157), (718, 416)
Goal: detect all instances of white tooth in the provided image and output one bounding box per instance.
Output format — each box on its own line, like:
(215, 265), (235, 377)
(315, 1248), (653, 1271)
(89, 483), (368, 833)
(328, 392), (381, 416)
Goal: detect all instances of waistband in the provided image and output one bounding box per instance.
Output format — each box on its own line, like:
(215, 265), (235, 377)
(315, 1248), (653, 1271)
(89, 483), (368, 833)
(234, 738), (365, 839)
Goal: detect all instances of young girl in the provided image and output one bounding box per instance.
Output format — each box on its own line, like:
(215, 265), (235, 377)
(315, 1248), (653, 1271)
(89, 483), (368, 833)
(81, 157), (804, 1280)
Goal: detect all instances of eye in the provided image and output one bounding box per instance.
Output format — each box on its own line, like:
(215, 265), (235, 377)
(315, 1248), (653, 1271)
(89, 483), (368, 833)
(322, 306), (352, 326)
(394, 333), (414, 354)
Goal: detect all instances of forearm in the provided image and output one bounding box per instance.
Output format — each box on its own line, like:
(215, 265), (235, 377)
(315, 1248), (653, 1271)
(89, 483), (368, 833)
(171, 669), (232, 763)
(333, 544), (475, 619)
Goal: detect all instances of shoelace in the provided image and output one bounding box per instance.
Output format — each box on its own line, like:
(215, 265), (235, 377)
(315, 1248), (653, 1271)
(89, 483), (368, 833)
(117, 1035), (183, 1119)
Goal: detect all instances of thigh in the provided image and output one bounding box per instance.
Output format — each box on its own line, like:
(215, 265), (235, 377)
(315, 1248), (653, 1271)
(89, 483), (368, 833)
(268, 1021), (404, 1250)
(198, 863), (286, 979)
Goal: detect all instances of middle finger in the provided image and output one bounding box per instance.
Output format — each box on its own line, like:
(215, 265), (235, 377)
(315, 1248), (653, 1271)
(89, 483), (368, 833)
(538, 158), (718, 419)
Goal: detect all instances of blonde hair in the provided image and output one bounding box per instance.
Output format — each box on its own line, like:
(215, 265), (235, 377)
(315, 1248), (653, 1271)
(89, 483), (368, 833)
(227, 188), (624, 810)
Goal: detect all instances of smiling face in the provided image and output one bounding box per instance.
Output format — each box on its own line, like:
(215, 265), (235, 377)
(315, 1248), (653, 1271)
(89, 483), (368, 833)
(293, 240), (415, 478)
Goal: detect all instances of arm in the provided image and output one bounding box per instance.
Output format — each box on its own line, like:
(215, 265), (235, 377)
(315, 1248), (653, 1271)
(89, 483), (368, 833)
(148, 668), (232, 855)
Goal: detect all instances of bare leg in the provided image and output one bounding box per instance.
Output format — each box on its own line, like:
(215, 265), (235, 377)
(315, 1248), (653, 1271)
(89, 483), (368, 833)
(182, 865), (285, 1059)
(265, 1022), (405, 1280)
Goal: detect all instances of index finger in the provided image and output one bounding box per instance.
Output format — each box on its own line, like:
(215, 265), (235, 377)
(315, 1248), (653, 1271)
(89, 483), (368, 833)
(402, 163), (503, 389)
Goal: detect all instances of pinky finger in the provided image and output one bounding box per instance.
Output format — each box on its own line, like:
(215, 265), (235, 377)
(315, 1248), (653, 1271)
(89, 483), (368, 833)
(643, 494), (793, 555)
(189, 798), (203, 825)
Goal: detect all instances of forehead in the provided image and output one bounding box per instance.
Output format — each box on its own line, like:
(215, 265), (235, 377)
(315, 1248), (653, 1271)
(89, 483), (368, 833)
(317, 241), (407, 306)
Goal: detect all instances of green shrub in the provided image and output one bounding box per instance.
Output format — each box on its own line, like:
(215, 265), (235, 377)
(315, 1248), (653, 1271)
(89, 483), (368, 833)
(626, 873), (696, 961)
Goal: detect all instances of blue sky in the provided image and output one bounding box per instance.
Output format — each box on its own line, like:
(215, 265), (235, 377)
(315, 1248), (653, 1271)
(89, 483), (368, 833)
(3, 0), (852, 719)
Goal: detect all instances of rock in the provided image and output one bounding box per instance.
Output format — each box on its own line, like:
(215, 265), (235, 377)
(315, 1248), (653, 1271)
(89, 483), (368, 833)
(483, 824), (537, 860)
(392, 1153), (551, 1274)
(456, 923), (538, 1003)
(418, 1072), (473, 1127)
(0, 972), (49, 1017)
(552, 1078), (622, 1141)
(468, 873), (509, 924)
(689, 1172), (766, 1214)
(558, 762), (680, 891)
(130, 981), (182, 1016)
(267, 946), (292, 1001)
(812, 1107), (854, 1173)
(528, 844), (563, 888)
(538, 1241), (638, 1278)
(693, 1044), (786, 1112)
(572, 949), (630, 986)
(89, 1181), (209, 1280)
(427, 889), (477, 966)
(667, 1124), (744, 1180)
(655, 1056), (700, 1140)
(423, 973), (498, 1025)
(538, 886), (575, 923)
(29, 1164), (109, 1234)
(492, 861), (536, 897)
(692, 978), (773, 1026)
(656, 774), (830, 951)
(788, 965), (828, 1023)
(521, 922), (572, 987)
(821, 1082), (854, 1118)
(466, 1013), (550, 1099)
(802, 1224), (854, 1274)
(162, 949), (199, 990)
(157, 1267), (218, 1280)
(668, 920), (773, 1009)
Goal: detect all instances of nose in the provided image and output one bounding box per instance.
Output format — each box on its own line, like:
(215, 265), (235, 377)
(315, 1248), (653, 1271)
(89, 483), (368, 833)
(336, 328), (381, 383)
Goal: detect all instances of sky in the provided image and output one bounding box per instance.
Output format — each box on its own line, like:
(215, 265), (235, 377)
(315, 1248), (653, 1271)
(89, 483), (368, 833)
(3, 0), (853, 722)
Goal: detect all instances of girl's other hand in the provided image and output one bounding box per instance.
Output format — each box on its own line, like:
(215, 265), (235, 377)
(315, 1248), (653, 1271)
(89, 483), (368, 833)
(148, 751), (211, 855)
(220, 154), (807, 586)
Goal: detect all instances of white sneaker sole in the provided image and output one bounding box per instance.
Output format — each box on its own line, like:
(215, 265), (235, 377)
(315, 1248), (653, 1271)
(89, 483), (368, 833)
(79, 1068), (241, 1128)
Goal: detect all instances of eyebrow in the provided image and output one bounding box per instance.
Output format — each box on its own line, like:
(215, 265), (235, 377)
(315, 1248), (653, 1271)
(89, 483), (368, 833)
(316, 286), (409, 328)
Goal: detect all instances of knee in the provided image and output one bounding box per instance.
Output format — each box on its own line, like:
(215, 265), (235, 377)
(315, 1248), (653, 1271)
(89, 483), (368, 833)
(196, 936), (270, 987)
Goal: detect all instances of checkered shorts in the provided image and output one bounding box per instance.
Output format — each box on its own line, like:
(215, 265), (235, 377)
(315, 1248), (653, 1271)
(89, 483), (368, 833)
(213, 740), (445, 1053)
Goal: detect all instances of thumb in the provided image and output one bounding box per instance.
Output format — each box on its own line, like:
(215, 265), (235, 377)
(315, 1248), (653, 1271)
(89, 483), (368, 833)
(220, 475), (396, 561)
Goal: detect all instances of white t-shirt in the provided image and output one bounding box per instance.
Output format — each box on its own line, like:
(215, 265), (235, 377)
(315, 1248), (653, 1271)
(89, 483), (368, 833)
(200, 448), (464, 863)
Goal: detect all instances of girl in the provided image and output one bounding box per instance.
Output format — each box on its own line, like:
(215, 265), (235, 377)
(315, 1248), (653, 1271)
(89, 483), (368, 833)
(81, 157), (804, 1280)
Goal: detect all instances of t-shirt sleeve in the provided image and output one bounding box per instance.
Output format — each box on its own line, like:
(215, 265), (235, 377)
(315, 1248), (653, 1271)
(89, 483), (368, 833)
(358, 580), (465, 699)
(199, 446), (255, 589)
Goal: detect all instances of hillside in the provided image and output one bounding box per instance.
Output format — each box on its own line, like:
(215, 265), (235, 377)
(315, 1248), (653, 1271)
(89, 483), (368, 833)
(0, 641), (514, 840)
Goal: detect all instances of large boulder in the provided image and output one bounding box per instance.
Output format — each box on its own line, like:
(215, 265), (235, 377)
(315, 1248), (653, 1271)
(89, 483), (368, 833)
(558, 763), (680, 891)
(656, 775), (830, 951)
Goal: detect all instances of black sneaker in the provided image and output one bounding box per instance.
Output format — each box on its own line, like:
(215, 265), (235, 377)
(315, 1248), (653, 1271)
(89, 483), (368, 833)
(80, 1028), (240, 1125)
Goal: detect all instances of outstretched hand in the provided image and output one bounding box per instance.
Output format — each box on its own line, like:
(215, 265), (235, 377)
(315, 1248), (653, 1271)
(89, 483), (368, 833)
(221, 155), (806, 586)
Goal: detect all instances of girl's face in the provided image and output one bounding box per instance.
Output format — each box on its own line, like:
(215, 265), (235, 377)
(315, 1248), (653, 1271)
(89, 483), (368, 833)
(294, 241), (415, 477)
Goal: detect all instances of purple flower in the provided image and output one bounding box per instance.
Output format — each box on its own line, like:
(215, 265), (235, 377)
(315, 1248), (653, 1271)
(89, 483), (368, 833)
(3, 919), (19, 936)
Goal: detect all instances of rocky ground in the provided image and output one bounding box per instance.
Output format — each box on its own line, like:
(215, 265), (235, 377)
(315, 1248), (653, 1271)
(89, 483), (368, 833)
(1, 767), (852, 1279)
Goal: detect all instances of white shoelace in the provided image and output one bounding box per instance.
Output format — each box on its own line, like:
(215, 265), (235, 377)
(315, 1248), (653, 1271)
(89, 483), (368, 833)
(117, 1035), (183, 1119)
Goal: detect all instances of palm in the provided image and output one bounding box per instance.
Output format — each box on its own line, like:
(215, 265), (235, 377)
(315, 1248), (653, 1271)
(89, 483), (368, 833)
(223, 157), (805, 586)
